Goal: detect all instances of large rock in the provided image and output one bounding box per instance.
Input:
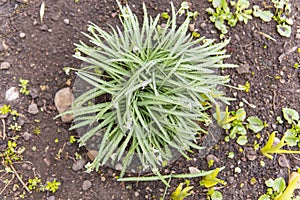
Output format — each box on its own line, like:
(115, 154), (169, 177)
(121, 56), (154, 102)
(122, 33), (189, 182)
(54, 87), (74, 122)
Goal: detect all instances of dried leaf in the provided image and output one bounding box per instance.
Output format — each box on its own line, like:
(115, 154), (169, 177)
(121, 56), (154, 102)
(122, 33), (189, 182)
(40, 2), (45, 23)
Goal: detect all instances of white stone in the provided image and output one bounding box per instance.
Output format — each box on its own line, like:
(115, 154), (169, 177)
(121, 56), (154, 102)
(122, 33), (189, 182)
(5, 87), (19, 101)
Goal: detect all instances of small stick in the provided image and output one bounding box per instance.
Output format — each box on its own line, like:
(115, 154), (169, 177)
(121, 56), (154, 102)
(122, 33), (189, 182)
(0, 174), (15, 195)
(255, 30), (277, 42)
(1, 119), (6, 140)
(10, 163), (31, 193)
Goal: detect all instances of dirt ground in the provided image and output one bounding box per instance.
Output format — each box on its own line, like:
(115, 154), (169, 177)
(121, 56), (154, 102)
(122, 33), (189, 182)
(0, 0), (300, 199)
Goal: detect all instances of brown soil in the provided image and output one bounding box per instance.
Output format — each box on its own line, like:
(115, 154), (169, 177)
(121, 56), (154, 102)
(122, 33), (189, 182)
(0, 0), (299, 200)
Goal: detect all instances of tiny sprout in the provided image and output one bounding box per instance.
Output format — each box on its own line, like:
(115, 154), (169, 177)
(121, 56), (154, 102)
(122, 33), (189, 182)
(54, 138), (59, 143)
(250, 177), (257, 185)
(45, 179), (61, 193)
(192, 31), (200, 38)
(0, 104), (12, 115)
(293, 63), (299, 69)
(69, 135), (77, 144)
(161, 12), (170, 19)
(19, 78), (30, 95)
(208, 159), (214, 167)
(28, 177), (42, 191)
(239, 81), (250, 92)
(33, 127), (42, 135)
(260, 160), (265, 167)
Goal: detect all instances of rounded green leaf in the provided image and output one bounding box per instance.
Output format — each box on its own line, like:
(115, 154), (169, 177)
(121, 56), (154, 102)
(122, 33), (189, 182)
(236, 135), (248, 146)
(282, 108), (299, 124)
(247, 116), (264, 133)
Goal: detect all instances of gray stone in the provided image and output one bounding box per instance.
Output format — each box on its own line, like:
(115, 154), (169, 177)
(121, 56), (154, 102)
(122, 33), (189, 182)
(188, 166), (200, 174)
(47, 196), (55, 200)
(21, 131), (32, 141)
(1, 61), (11, 70)
(236, 63), (250, 74)
(72, 159), (86, 171)
(5, 87), (19, 101)
(278, 155), (290, 168)
(54, 87), (74, 122)
(28, 103), (39, 115)
(82, 180), (92, 191)
(40, 24), (48, 31)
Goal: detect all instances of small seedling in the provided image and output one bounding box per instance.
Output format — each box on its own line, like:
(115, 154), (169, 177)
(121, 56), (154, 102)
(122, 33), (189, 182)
(253, 5), (273, 22)
(207, 188), (223, 200)
(27, 177), (42, 191)
(161, 12), (170, 19)
(170, 182), (193, 200)
(261, 132), (300, 159)
(19, 78), (30, 95)
(200, 167), (226, 188)
(33, 127), (42, 135)
(9, 123), (22, 132)
(272, 0), (293, 37)
(258, 173), (300, 200)
(45, 179), (61, 193)
(0, 104), (12, 115)
(69, 135), (77, 144)
(208, 159), (214, 167)
(238, 81), (250, 92)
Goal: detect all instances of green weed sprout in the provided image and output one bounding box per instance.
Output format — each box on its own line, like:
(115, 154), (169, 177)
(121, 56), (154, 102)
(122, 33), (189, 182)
(62, 1), (236, 178)
(170, 182), (193, 200)
(45, 179), (60, 193)
(261, 132), (300, 159)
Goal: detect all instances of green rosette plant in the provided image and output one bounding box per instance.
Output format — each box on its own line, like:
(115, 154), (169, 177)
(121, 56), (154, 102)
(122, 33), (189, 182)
(62, 1), (236, 177)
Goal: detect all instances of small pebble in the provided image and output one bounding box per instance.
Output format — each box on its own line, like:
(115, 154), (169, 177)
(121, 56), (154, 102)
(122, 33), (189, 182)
(227, 176), (235, 184)
(115, 163), (122, 171)
(86, 150), (97, 161)
(188, 24), (195, 32)
(63, 19), (70, 25)
(21, 131), (32, 141)
(296, 34), (300, 39)
(72, 159), (86, 171)
(206, 154), (220, 163)
(43, 158), (51, 166)
(5, 87), (19, 101)
(82, 180), (92, 191)
(278, 155), (290, 168)
(188, 166), (200, 174)
(101, 176), (106, 182)
(19, 32), (26, 38)
(47, 196), (55, 200)
(40, 24), (48, 31)
(245, 148), (257, 161)
(28, 103), (39, 115)
(0, 61), (11, 70)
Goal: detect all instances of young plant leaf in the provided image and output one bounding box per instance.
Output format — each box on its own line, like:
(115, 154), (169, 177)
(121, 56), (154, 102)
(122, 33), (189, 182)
(247, 116), (264, 133)
(237, 135), (248, 146)
(200, 167), (226, 188)
(252, 5), (273, 22)
(274, 173), (300, 200)
(277, 24), (292, 37)
(282, 108), (299, 124)
(261, 132), (300, 159)
(170, 182), (193, 200)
